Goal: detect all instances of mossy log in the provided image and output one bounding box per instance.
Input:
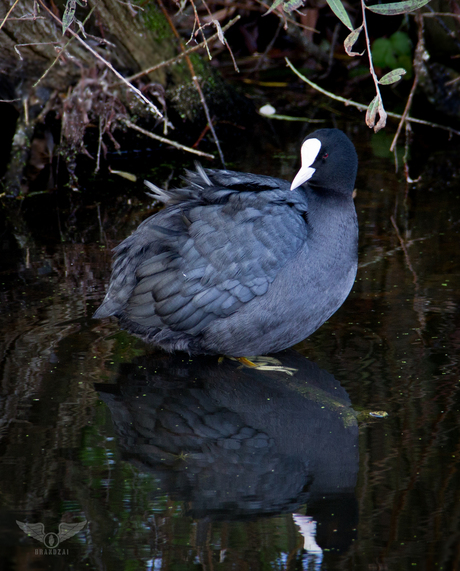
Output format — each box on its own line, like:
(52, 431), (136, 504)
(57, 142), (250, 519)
(0, 0), (185, 100)
(0, 0), (239, 198)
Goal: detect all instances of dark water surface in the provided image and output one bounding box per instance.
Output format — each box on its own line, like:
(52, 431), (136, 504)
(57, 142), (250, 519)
(1, 121), (460, 570)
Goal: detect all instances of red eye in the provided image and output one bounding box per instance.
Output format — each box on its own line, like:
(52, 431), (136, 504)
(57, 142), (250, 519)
(323, 153), (329, 159)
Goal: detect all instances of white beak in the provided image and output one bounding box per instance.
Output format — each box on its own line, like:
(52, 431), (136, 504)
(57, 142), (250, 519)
(290, 138), (321, 190)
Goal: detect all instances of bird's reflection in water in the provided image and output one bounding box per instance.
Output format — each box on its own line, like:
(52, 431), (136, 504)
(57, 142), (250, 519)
(97, 349), (359, 560)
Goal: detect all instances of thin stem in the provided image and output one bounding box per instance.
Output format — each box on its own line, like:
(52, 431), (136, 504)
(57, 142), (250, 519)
(123, 15), (240, 84)
(285, 58), (460, 138)
(390, 11), (424, 152)
(36, 0), (163, 119)
(32, 4), (97, 88)
(189, 0), (212, 59)
(361, 0), (380, 97)
(197, 0), (239, 71)
(0, 0), (20, 31)
(390, 75), (418, 152)
(122, 119), (215, 159)
(252, 19), (282, 72)
(157, 0), (225, 166)
(361, 0), (387, 129)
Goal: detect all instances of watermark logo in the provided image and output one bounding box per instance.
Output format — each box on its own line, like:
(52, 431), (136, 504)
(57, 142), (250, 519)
(16, 520), (87, 550)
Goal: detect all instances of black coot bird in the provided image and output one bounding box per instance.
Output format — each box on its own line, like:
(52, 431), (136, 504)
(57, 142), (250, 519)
(94, 128), (358, 356)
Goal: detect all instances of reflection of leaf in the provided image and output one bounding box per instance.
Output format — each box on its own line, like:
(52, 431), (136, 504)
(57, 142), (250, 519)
(366, 0), (432, 16)
(62, 0), (76, 34)
(379, 67), (407, 84)
(326, 0), (353, 31)
(344, 25), (364, 56)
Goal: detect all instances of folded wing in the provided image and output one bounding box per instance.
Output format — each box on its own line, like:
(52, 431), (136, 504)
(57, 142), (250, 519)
(94, 169), (309, 338)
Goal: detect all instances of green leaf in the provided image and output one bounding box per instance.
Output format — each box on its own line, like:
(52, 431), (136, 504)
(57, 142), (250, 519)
(344, 25), (364, 56)
(62, 0), (76, 34)
(366, 0), (431, 16)
(390, 31), (412, 56)
(365, 95), (379, 128)
(326, 0), (353, 31)
(372, 37), (397, 68)
(378, 67), (407, 84)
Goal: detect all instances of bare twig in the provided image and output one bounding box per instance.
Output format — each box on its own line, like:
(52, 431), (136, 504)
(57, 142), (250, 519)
(189, 0), (212, 58)
(36, 0), (163, 119)
(285, 58), (460, 138)
(254, 0), (317, 33)
(4, 16), (46, 21)
(33, 4), (108, 88)
(360, 1), (379, 92)
(124, 15), (240, 84)
(122, 119), (214, 159)
(15, 42), (60, 62)
(96, 116), (104, 173)
(423, 6), (460, 51)
(252, 19), (282, 72)
(197, 0), (239, 71)
(319, 22), (340, 79)
(390, 12), (425, 152)
(390, 75), (418, 152)
(361, 0), (387, 130)
(157, 0), (225, 165)
(422, 11), (460, 18)
(0, 0), (20, 31)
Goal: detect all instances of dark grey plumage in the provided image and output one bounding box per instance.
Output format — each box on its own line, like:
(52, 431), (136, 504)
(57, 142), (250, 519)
(94, 128), (359, 356)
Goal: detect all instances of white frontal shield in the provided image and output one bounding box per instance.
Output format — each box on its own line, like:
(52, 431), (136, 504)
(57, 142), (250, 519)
(290, 138), (321, 190)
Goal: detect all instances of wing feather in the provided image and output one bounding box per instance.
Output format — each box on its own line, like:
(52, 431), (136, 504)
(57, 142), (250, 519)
(129, 292), (153, 306)
(155, 293), (190, 316)
(95, 168), (310, 339)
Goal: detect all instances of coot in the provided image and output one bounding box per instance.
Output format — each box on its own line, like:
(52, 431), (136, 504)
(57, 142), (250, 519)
(94, 128), (358, 356)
